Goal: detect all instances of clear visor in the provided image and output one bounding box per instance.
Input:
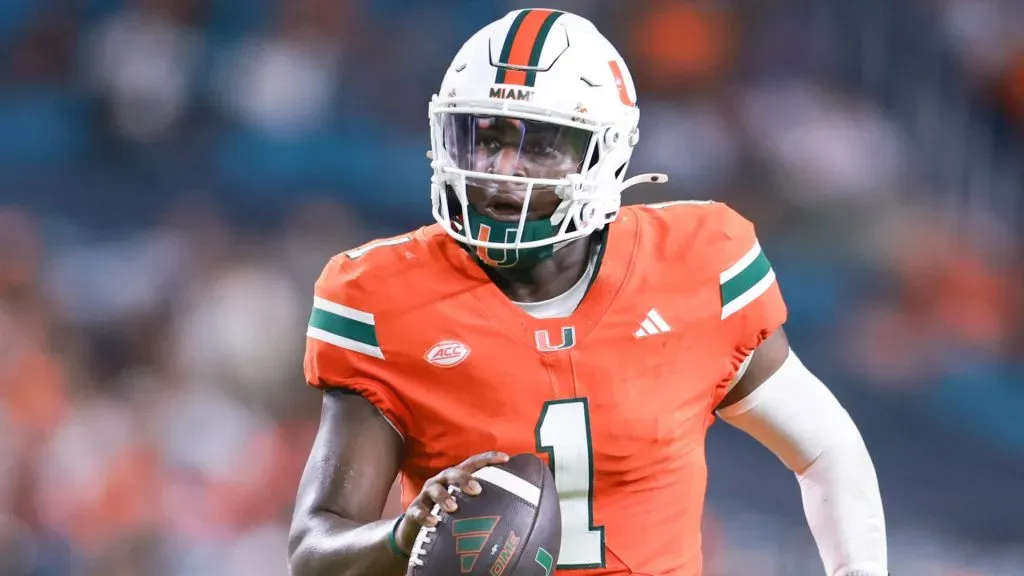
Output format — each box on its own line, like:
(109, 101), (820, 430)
(442, 113), (594, 192)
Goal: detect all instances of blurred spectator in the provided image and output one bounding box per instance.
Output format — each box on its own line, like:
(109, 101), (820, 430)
(738, 81), (907, 206)
(847, 206), (1019, 388)
(5, 1), (78, 85)
(626, 0), (737, 94)
(940, 0), (1024, 123)
(215, 0), (352, 136)
(86, 0), (208, 142)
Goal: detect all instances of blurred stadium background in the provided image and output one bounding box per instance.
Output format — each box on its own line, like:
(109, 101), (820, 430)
(0, 0), (1022, 574)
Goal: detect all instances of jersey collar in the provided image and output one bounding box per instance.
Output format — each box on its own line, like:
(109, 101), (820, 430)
(439, 211), (638, 352)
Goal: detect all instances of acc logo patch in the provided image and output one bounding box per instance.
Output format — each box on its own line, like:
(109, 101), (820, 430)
(425, 340), (471, 368)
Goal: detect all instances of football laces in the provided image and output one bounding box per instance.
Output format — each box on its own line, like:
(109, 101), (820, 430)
(408, 485), (462, 568)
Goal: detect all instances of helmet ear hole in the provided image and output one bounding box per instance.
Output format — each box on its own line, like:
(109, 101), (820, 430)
(603, 127), (621, 148)
(579, 202), (599, 226)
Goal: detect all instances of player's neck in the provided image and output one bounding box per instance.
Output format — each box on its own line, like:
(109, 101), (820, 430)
(486, 236), (595, 304)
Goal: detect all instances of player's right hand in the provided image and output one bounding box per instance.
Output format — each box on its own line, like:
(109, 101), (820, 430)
(394, 451), (510, 553)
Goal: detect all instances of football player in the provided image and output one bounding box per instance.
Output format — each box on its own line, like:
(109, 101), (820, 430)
(289, 9), (888, 576)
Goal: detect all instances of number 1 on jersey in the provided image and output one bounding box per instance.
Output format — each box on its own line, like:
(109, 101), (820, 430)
(535, 399), (606, 568)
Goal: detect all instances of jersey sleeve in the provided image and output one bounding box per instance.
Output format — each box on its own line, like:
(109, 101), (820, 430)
(303, 256), (412, 438)
(711, 205), (788, 372)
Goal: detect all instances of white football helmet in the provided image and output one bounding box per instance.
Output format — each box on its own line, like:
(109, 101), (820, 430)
(428, 9), (665, 264)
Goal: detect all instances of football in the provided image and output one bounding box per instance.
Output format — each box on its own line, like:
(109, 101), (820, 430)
(407, 453), (561, 576)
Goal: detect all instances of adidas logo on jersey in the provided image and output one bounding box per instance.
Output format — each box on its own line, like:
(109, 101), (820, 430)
(633, 309), (671, 339)
(425, 340), (471, 367)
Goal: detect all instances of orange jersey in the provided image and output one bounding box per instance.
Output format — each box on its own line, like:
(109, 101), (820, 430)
(304, 201), (787, 575)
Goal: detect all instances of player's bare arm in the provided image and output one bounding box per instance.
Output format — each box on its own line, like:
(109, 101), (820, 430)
(289, 390), (507, 576)
(289, 390), (406, 576)
(716, 326), (792, 410)
(716, 329), (889, 576)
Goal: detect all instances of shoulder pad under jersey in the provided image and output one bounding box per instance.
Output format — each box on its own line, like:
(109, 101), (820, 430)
(302, 227), (455, 436)
(631, 200), (787, 348)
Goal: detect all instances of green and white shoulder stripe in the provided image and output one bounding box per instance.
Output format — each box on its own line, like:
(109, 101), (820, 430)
(719, 240), (776, 320)
(307, 296), (384, 359)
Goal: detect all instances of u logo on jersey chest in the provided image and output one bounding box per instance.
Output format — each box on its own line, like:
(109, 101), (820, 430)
(534, 326), (576, 352)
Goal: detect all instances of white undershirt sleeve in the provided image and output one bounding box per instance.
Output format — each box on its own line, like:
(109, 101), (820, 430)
(717, 349), (888, 576)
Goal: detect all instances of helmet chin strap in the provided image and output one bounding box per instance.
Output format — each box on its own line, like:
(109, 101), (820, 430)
(440, 166), (669, 242)
(547, 172), (668, 254)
